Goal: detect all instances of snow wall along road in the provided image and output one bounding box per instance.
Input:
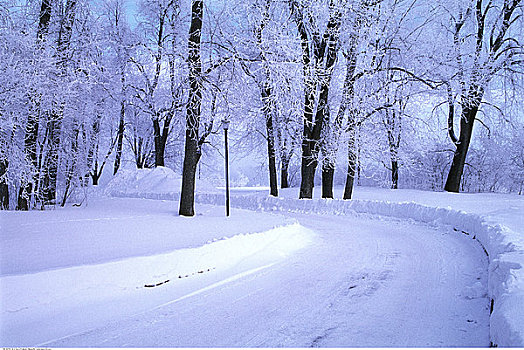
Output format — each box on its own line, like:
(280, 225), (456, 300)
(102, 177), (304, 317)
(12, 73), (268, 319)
(109, 189), (524, 347)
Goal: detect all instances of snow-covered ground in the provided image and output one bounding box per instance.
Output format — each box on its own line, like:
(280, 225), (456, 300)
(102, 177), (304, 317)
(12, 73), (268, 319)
(40, 211), (490, 347)
(1, 198), (311, 346)
(1, 167), (523, 347)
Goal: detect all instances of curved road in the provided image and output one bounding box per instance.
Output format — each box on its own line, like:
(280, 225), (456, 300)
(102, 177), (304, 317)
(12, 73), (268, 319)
(45, 211), (490, 347)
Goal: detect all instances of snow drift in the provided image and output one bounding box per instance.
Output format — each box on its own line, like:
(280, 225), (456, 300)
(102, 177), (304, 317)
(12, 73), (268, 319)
(1, 221), (314, 346)
(2, 223), (313, 318)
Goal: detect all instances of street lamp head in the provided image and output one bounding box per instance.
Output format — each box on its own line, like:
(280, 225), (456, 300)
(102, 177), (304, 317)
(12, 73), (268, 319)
(221, 119), (230, 131)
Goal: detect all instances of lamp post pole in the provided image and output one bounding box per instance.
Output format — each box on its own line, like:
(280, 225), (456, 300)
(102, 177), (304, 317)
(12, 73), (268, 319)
(222, 119), (230, 217)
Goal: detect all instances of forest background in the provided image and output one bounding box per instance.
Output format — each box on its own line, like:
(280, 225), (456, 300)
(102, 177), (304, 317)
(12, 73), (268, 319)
(0, 0), (522, 214)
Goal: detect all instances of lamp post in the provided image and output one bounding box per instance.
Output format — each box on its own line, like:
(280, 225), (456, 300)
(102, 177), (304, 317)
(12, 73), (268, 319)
(221, 119), (230, 217)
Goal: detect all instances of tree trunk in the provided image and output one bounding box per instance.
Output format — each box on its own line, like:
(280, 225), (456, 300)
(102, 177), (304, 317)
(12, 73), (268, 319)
(113, 100), (125, 175)
(134, 137), (146, 169)
(444, 105), (479, 192)
(391, 159), (399, 189)
(299, 140), (317, 198)
(37, 0), (52, 42)
(0, 158), (9, 210)
(321, 161), (334, 198)
(298, 79), (316, 197)
(179, 0), (203, 217)
(343, 129), (357, 200)
(179, 133), (200, 216)
(92, 172), (100, 186)
(153, 118), (165, 167)
(42, 114), (61, 204)
(343, 159), (356, 200)
(299, 79), (328, 199)
(262, 84), (278, 197)
(280, 149), (291, 189)
(301, 76), (331, 198)
(152, 112), (172, 168)
(17, 185), (30, 210)
(91, 156), (101, 186)
(266, 130), (278, 197)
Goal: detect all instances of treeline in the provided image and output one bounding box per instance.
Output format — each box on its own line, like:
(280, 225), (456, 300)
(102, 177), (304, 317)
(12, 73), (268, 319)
(0, 0), (522, 213)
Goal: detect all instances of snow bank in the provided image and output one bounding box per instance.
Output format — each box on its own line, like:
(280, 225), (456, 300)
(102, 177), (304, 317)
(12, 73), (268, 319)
(1, 222), (314, 345)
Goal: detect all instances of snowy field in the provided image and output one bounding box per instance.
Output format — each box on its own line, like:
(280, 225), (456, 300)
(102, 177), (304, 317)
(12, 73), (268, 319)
(1, 168), (523, 347)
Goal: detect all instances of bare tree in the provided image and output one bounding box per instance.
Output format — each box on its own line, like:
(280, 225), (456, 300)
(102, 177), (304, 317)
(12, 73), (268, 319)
(290, 0), (344, 199)
(17, 0), (53, 210)
(444, 0), (523, 192)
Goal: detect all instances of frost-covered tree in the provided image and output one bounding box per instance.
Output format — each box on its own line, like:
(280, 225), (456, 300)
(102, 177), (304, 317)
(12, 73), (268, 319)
(440, 0), (523, 192)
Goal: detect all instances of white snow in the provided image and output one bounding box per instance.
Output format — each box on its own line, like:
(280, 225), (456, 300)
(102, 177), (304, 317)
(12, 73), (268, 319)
(204, 185), (524, 347)
(1, 168), (522, 346)
(1, 197), (312, 346)
(39, 212), (491, 347)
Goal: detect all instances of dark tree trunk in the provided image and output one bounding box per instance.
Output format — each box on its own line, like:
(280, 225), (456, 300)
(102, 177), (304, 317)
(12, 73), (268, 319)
(299, 138), (317, 198)
(37, 0), (52, 42)
(299, 67), (329, 199)
(321, 162), (334, 198)
(17, 185), (30, 210)
(92, 171), (100, 186)
(90, 148), (101, 185)
(113, 100), (125, 175)
(262, 84), (278, 197)
(152, 112), (172, 168)
(85, 110), (117, 187)
(293, 3), (314, 199)
(384, 107), (402, 190)
(391, 159), (399, 189)
(179, 0), (203, 217)
(266, 131), (278, 196)
(179, 133), (200, 216)
(343, 160), (356, 200)
(303, 76), (332, 198)
(444, 82), (483, 193)
(298, 78), (316, 198)
(444, 106), (477, 192)
(0, 158), (9, 210)
(280, 149), (291, 189)
(343, 129), (357, 200)
(153, 118), (165, 167)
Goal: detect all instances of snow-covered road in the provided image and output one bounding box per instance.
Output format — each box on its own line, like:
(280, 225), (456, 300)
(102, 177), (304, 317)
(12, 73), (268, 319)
(40, 210), (490, 347)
